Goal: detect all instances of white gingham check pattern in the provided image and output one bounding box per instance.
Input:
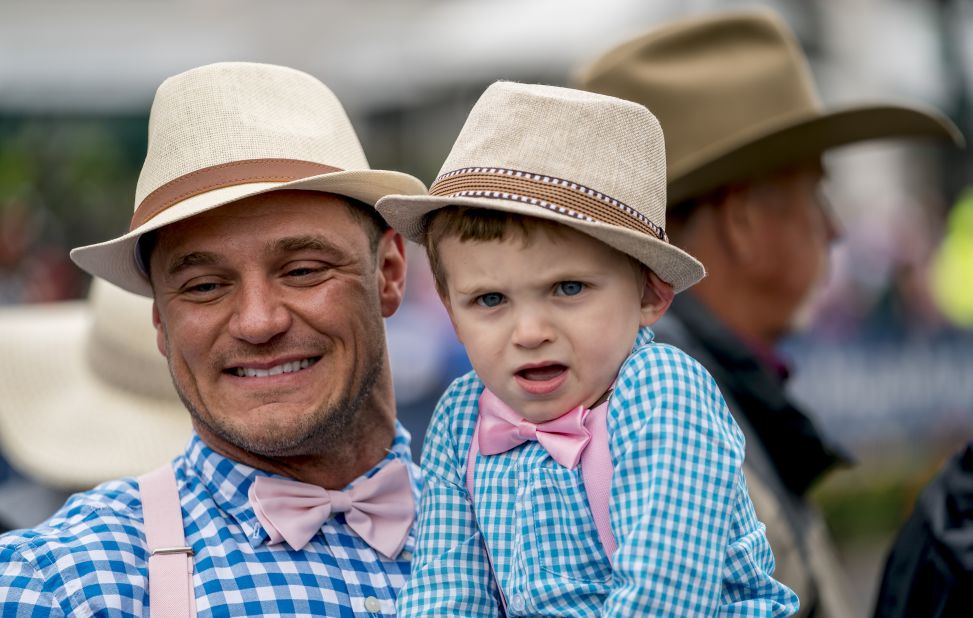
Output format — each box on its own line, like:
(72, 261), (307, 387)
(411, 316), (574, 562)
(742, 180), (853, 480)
(0, 422), (419, 617)
(398, 328), (799, 617)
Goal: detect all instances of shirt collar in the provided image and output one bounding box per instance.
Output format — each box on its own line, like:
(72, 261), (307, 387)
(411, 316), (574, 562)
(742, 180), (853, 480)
(633, 325), (655, 351)
(183, 421), (414, 549)
(737, 333), (792, 382)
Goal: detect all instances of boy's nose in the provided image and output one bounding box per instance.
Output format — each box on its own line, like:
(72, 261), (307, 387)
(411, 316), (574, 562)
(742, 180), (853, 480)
(511, 308), (555, 349)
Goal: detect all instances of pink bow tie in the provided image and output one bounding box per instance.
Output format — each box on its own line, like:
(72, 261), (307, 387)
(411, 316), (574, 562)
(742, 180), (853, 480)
(248, 459), (414, 559)
(478, 389), (592, 469)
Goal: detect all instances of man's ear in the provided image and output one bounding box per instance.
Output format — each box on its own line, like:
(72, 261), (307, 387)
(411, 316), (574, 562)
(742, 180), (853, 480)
(639, 270), (674, 327)
(716, 183), (759, 267)
(376, 230), (408, 318)
(152, 302), (167, 357)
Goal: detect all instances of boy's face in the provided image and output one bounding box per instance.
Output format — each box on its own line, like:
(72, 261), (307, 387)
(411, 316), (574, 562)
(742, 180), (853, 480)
(439, 224), (666, 423)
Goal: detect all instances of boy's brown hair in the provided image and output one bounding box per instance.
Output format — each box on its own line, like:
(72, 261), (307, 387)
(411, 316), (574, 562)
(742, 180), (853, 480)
(424, 206), (646, 299)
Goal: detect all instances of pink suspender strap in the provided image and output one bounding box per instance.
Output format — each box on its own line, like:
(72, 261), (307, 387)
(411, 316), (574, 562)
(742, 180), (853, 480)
(138, 464), (197, 618)
(578, 401), (618, 561)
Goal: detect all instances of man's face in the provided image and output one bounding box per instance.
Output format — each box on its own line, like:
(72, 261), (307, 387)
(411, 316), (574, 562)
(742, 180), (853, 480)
(745, 163), (839, 339)
(149, 191), (405, 458)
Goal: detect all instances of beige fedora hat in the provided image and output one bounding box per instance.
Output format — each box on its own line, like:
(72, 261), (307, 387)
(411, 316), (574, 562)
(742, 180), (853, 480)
(576, 9), (964, 205)
(376, 81), (704, 293)
(0, 279), (191, 489)
(71, 62), (427, 297)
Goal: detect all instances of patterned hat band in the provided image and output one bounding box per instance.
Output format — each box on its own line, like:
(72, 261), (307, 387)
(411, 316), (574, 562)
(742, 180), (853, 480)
(428, 167), (668, 243)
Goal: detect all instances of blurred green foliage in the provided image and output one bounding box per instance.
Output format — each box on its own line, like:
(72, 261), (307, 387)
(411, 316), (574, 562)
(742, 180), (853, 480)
(0, 115), (148, 273)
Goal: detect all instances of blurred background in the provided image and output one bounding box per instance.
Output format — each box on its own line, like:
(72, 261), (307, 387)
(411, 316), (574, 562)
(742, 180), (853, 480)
(2, 0), (972, 612)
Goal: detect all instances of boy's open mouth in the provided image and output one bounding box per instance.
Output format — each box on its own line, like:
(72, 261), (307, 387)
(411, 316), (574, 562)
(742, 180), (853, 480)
(516, 364), (567, 381)
(227, 356), (321, 378)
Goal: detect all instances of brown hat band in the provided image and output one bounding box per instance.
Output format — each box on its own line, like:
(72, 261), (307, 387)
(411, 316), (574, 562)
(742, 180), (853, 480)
(429, 167), (668, 243)
(130, 158), (343, 231)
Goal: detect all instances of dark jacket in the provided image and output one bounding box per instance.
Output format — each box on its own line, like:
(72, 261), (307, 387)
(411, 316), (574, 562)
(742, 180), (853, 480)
(653, 294), (854, 617)
(873, 442), (973, 618)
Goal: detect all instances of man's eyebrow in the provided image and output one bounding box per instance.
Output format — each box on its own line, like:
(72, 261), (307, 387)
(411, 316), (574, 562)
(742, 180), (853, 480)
(272, 235), (342, 255)
(167, 251), (220, 276)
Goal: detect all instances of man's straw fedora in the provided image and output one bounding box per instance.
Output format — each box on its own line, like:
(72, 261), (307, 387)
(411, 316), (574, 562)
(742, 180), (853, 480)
(576, 9), (964, 205)
(0, 280), (191, 489)
(376, 81), (704, 293)
(70, 62), (427, 296)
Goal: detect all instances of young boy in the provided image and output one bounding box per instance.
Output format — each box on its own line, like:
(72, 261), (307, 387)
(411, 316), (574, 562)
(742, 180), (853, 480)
(377, 81), (799, 616)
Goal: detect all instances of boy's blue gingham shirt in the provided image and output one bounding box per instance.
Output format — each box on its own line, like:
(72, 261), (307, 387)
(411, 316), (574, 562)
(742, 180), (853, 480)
(0, 422), (420, 617)
(398, 328), (800, 617)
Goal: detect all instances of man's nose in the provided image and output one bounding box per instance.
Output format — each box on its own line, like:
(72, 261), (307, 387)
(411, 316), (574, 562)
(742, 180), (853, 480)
(228, 280), (292, 344)
(511, 307), (555, 349)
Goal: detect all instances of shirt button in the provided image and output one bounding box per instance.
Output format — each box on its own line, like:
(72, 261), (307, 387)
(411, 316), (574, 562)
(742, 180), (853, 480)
(510, 593), (526, 612)
(364, 596), (381, 613)
(399, 550), (413, 561)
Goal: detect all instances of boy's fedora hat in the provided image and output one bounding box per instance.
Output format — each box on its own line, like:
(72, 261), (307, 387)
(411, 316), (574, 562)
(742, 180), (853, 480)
(71, 62), (427, 297)
(576, 9), (964, 205)
(0, 280), (191, 489)
(377, 81), (704, 293)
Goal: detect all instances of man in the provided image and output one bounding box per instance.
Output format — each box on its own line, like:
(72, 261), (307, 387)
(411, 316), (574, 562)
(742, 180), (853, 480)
(0, 62), (427, 616)
(577, 9), (963, 618)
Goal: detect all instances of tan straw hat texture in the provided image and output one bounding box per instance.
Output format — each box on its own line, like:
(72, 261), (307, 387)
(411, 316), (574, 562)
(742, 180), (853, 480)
(576, 8), (964, 205)
(70, 62), (427, 296)
(376, 81), (705, 293)
(0, 280), (191, 489)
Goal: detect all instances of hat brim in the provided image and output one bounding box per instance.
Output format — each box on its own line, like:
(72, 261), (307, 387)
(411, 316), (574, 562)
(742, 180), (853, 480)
(71, 169), (428, 297)
(377, 193), (705, 294)
(0, 302), (192, 489)
(668, 102), (964, 205)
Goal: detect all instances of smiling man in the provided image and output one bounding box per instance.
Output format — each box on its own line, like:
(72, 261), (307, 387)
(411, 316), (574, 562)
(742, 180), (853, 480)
(0, 62), (427, 616)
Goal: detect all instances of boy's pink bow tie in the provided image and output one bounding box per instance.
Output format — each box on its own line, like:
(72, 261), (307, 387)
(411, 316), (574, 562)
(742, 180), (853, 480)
(478, 389), (592, 469)
(247, 460), (414, 560)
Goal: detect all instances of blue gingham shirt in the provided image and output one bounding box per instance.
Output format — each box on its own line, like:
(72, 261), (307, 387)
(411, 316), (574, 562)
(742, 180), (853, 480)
(399, 328), (799, 617)
(0, 422), (420, 617)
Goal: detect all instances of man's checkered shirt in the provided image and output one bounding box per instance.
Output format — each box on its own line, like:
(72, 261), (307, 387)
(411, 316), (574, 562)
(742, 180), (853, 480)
(398, 328), (800, 617)
(0, 422), (420, 617)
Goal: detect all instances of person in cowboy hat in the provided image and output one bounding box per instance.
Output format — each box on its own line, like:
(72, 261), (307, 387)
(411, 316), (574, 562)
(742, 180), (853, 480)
(0, 279), (191, 533)
(377, 81), (798, 616)
(576, 8), (964, 618)
(0, 61), (428, 616)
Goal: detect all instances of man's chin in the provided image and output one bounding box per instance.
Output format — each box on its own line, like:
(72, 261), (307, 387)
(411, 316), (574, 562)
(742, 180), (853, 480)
(789, 291), (827, 335)
(202, 418), (329, 458)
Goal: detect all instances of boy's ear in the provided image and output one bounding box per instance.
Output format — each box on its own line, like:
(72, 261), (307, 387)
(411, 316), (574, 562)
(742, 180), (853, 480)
(639, 270), (674, 327)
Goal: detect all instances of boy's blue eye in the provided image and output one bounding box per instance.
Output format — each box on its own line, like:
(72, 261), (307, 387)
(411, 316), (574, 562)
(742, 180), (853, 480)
(555, 281), (585, 296)
(476, 292), (505, 308)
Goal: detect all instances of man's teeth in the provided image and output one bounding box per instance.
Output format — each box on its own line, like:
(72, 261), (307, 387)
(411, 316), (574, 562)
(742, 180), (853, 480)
(235, 358), (313, 378)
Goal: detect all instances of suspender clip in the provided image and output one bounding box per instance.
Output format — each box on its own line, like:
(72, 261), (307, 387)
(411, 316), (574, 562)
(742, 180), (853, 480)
(152, 546), (195, 556)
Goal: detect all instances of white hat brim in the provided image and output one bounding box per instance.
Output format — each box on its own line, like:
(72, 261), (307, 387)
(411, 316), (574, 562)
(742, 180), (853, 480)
(377, 193), (705, 293)
(0, 302), (192, 489)
(71, 169), (428, 297)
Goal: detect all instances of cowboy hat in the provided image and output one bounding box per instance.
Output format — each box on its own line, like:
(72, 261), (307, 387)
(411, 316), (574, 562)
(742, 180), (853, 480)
(376, 81), (704, 293)
(575, 8), (964, 205)
(0, 279), (191, 489)
(70, 62), (427, 296)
